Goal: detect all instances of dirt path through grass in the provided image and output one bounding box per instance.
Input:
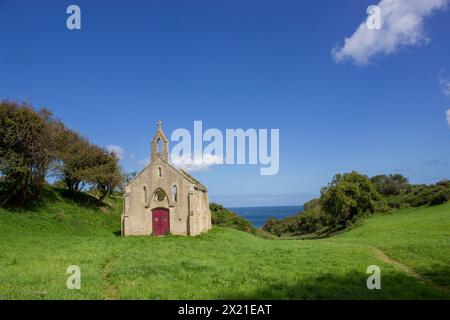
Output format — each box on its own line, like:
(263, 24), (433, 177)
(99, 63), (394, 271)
(101, 255), (120, 300)
(320, 239), (446, 295)
(368, 246), (445, 293)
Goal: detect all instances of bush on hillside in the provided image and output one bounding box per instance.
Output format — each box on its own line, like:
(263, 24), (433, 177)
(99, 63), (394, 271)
(429, 186), (450, 206)
(263, 173), (450, 238)
(210, 203), (255, 234)
(298, 202), (330, 233)
(303, 198), (320, 211)
(262, 199), (327, 236)
(262, 217), (279, 235)
(320, 171), (380, 229)
(262, 215), (299, 236)
(371, 174), (409, 196)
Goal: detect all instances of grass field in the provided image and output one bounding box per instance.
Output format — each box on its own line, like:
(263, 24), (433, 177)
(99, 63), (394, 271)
(0, 190), (448, 300)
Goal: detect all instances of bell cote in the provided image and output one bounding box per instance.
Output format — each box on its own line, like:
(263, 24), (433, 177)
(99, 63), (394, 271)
(151, 120), (169, 162)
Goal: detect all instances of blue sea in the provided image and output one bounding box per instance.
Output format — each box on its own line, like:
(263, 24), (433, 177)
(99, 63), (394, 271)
(229, 206), (303, 228)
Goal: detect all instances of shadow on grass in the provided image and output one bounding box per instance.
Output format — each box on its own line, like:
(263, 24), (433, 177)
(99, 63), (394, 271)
(420, 263), (450, 290)
(217, 272), (448, 300)
(2, 187), (111, 212)
(1, 187), (58, 212)
(55, 188), (109, 210)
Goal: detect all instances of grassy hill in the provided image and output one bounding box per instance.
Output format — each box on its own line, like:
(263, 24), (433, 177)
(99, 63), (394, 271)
(0, 190), (448, 299)
(331, 204), (450, 288)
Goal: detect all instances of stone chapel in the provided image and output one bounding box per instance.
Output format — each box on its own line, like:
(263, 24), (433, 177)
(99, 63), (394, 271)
(121, 121), (212, 236)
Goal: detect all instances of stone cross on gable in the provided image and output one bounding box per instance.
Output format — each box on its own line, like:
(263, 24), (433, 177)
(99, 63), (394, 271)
(157, 120), (163, 127)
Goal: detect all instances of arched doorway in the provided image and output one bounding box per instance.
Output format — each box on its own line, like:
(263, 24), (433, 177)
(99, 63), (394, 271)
(152, 208), (169, 236)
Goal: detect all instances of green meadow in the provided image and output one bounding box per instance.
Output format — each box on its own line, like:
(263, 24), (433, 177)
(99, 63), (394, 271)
(0, 190), (448, 300)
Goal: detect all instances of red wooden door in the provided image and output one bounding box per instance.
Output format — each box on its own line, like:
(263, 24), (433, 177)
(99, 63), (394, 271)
(152, 208), (169, 236)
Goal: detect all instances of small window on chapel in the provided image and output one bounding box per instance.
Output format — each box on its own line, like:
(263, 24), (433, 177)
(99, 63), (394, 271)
(172, 185), (178, 202)
(158, 167), (162, 178)
(143, 186), (148, 203)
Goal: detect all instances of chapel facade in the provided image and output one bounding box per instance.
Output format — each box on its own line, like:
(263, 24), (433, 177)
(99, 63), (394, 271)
(121, 121), (212, 236)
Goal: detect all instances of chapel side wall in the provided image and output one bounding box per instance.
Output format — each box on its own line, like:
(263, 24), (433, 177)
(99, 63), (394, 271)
(184, 188), (211, 236)
(199, 190), (211, 233)
(206, 191), (212, 230)
(197, 192), (204, 234)
(188, 190), (199, 236)
(169, 178), (191, 236)
(122, 191), (131, 236)
(125, 174), (152, 236)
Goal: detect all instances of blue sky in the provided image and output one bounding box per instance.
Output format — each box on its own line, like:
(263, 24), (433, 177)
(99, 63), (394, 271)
(1, 1), (449, 206)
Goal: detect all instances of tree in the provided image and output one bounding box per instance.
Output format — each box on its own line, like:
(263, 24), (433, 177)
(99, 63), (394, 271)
(55, 129), (123, 198)
(320, 171), (380, 227)
(54, 128), (93, 192)
(371, 174), (409, 196)
(0, 100), (124, 207)
(89, 146), (123, 199)
(0, 101), (59, 206)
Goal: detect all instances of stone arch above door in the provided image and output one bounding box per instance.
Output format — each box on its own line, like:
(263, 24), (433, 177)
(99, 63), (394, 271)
(150, 188), (170, 210)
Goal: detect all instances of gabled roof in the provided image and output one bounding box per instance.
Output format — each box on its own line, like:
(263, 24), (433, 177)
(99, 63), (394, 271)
(178, 168), (207, 190)
(159, 156), (207, 190)
(126, 155), (207, 191)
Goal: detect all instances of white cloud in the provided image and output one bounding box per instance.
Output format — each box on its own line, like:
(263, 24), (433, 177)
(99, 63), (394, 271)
(332, 0), (449, 65)
(440, 71), (450, 97)
(138, 157), (150, 167)
(106, 145), (124, 160)
(171, 153), (223, 173)
(446, 109), (450, 125)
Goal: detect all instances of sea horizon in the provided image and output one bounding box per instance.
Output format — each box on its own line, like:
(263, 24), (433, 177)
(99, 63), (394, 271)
(229, 205), (304, 228)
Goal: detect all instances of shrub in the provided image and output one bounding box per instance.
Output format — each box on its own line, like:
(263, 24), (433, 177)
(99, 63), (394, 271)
(429, 187), (450, 206)
(320, 171), (380, 228)
(210, 203), (255, 234)
(374, 199), (391, 213)
(303, 198), (321, 211)
(371, 174), (409, 196)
